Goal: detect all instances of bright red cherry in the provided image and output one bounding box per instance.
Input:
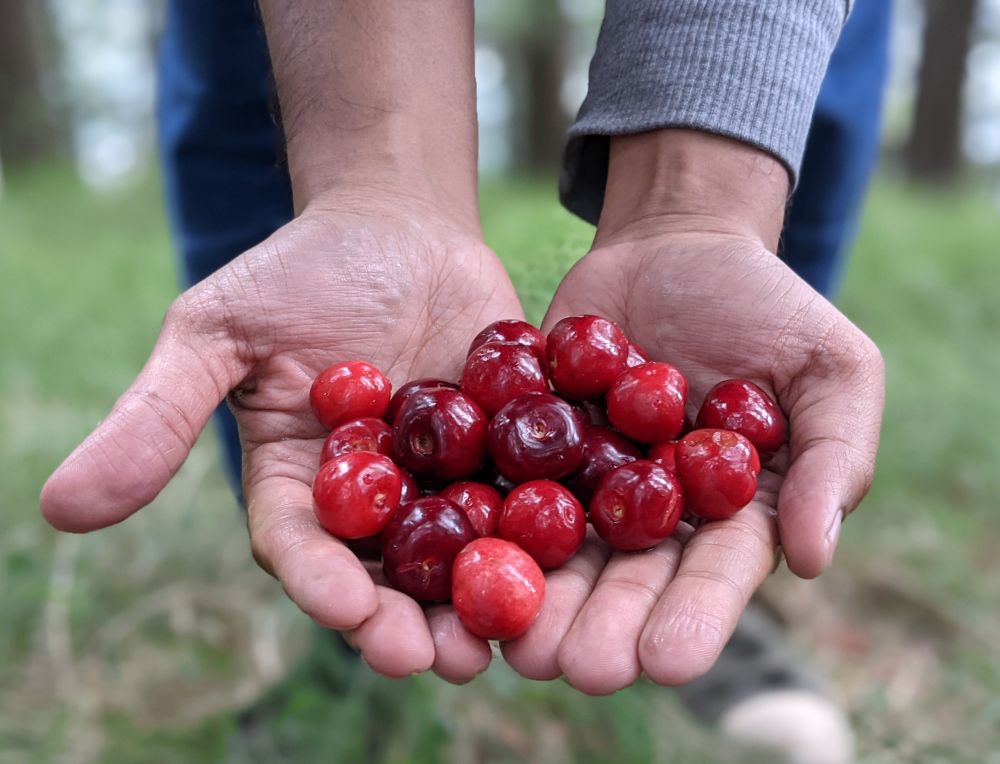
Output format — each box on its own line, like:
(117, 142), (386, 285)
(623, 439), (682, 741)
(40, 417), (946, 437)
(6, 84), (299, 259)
(381, 497), (476, 602)
(675, 429), (761, 521)
(648, 441), (678, 472)
(696, 379), (788, 456)
(310, 361), (392, 429)
(565, 425), (643, 504)
(468, 319), (547, 367)
(488, 393), (585, 483)
(320, 417), (393, 464)
(626, 342), (652, 368)
(452, 538), (545, 640)
(545, 315), (629, 400)
(440, 481), (504, 537)
(312, 452), (403, 539)
(393, 388), (487, 481)
(498, 480), (586, 569)
(384, 378), (459, 425)
(606, 362), (688, 444)
(589, 460), (683, 551)
(460, 342), (549, 417)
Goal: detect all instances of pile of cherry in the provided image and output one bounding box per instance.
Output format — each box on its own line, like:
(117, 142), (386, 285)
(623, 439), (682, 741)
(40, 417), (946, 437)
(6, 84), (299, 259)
(309, 316), (786, 642)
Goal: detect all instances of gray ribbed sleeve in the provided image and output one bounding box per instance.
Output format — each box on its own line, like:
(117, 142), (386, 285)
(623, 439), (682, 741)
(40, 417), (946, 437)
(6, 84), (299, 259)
(561, 0), (852, 224)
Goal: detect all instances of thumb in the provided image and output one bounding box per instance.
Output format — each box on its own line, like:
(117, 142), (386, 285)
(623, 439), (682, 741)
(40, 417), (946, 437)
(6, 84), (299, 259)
(40, 295), (249, 532)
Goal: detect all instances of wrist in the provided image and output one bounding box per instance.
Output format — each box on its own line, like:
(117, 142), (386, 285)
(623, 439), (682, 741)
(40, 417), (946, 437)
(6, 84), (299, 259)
(595, 130), (790, 251)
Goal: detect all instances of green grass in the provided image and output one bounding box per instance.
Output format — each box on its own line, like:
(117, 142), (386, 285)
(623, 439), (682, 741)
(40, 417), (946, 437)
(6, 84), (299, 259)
(1, 165), (999, 763)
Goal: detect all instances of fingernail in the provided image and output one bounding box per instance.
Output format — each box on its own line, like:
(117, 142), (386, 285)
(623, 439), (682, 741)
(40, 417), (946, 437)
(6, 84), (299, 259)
(825, 509), (844, 550)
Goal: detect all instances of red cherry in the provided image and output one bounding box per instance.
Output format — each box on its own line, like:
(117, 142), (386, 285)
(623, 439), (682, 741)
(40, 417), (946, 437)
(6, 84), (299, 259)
(399, 469), (420, 504)
(439, 481), (504, 537)
(545, 315), (629, 400)
(606, 362), (688, 444)
(498, 480), (586, 569)
(320, 417), (393, 464)
(648, 441), (679, 472)
(381, 497), (476, 602)
(393, 388), (487, 481)
(452, 537), (545, 640)
(310, 361), (391, 429)
(312, 452), (403, 539)
(487, 392), (585, 483)
(675, 429), (761, 521)
(384, 378), (459, 425)
(696, 379), (788, 456)
(589, 460), (683, 551)
(626, 342), (652, 368)
(468, 319), (547, 367)
(460, 342), (549, 417)
(565, 425), (643, 504)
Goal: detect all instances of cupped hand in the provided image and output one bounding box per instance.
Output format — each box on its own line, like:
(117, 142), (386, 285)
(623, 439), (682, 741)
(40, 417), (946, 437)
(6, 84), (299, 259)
(40, 192), (523, 683)
(502, 225), (884, 694)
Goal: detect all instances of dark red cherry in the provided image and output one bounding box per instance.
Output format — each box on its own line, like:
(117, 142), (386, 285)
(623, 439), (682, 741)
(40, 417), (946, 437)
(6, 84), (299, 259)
(675, 429), (761, 521)
(589, 460), (683, 551)
(381, 496), (476, 602)
(545, 315), (629, 400)
(393, 388), (487, 481)
(606, 362), (688, 444)
(565, 425), (644, 504)
(498, 480), (586, 569)
(439, 481), (504, 537)
(487, 392), (585, 483)
(384, 378), (459, 425)
(696, 379), (787, 456)
(460, 341), (549, 417)
(312, 452), (403, 539)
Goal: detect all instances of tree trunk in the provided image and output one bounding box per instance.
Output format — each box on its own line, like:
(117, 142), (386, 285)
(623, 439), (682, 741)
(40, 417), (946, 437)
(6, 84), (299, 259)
(0, 0), (55, 168)
(904, 0), (977, 183)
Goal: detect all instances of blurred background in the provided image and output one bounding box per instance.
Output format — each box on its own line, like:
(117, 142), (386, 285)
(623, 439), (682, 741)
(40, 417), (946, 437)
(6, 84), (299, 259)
(2, 1), (999, 762)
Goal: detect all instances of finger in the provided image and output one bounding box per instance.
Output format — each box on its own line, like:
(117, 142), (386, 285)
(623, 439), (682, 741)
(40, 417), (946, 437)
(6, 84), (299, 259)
(500, 535), (609, 680)
(247, 472), (378, 631)
(639, 501), (778, 686)
(40, 293), (248, 532)
(557, 526), (693, 696)
(777, 329), (885, 577)
(350, 586), (436, 678)
(426, 605), (493, 684)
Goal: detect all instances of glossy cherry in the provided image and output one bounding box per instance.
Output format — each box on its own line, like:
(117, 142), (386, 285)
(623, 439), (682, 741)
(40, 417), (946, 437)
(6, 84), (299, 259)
(488, 392), (585, 483)
(589, 460), (683, 551)
(696, 378), (788, 456)
(384, 377), (459, 425)
(312, 452), (403, 539)
(675, 428), (761, 521)
(393, 388), (487, 481)
(626, 342), (652, 368)
(310, 361), (392, 429)
(606, 361), (688, 444)
(565, 425), (643, 504)
(452, 537), (546, 640)
(381, 496), (476, 602)
(439, 481), (504, 537)
(498, 480), (586, 569)
(545, 314), (629, 400)
(468, 319), (547, 367)
(320, 417), (393, 464)
(648, 441), (678, 472)
(460, 341), (549, 417)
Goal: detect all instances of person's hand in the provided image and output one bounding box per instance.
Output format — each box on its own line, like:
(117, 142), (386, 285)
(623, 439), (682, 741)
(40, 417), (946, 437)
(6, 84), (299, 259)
(502, 130), (884, 694)
(40, 189), (523, 683)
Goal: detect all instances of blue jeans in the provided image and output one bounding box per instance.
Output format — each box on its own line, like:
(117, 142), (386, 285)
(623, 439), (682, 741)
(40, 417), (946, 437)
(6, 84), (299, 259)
(156, 0), (891, 496)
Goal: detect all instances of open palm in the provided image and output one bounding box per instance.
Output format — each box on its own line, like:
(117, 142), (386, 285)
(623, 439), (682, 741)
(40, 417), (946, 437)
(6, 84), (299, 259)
(40, 199), (524, 682)
(502, 230), (884, 694)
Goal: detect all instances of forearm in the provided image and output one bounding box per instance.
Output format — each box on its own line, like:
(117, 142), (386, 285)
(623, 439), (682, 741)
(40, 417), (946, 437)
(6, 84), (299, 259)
(258, 0), (479, 227)
(563, 0), (850, 226)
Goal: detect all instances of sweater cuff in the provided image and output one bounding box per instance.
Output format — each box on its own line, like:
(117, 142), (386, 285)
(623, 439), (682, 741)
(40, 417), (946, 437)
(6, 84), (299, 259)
(561, 0), (850, 225)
